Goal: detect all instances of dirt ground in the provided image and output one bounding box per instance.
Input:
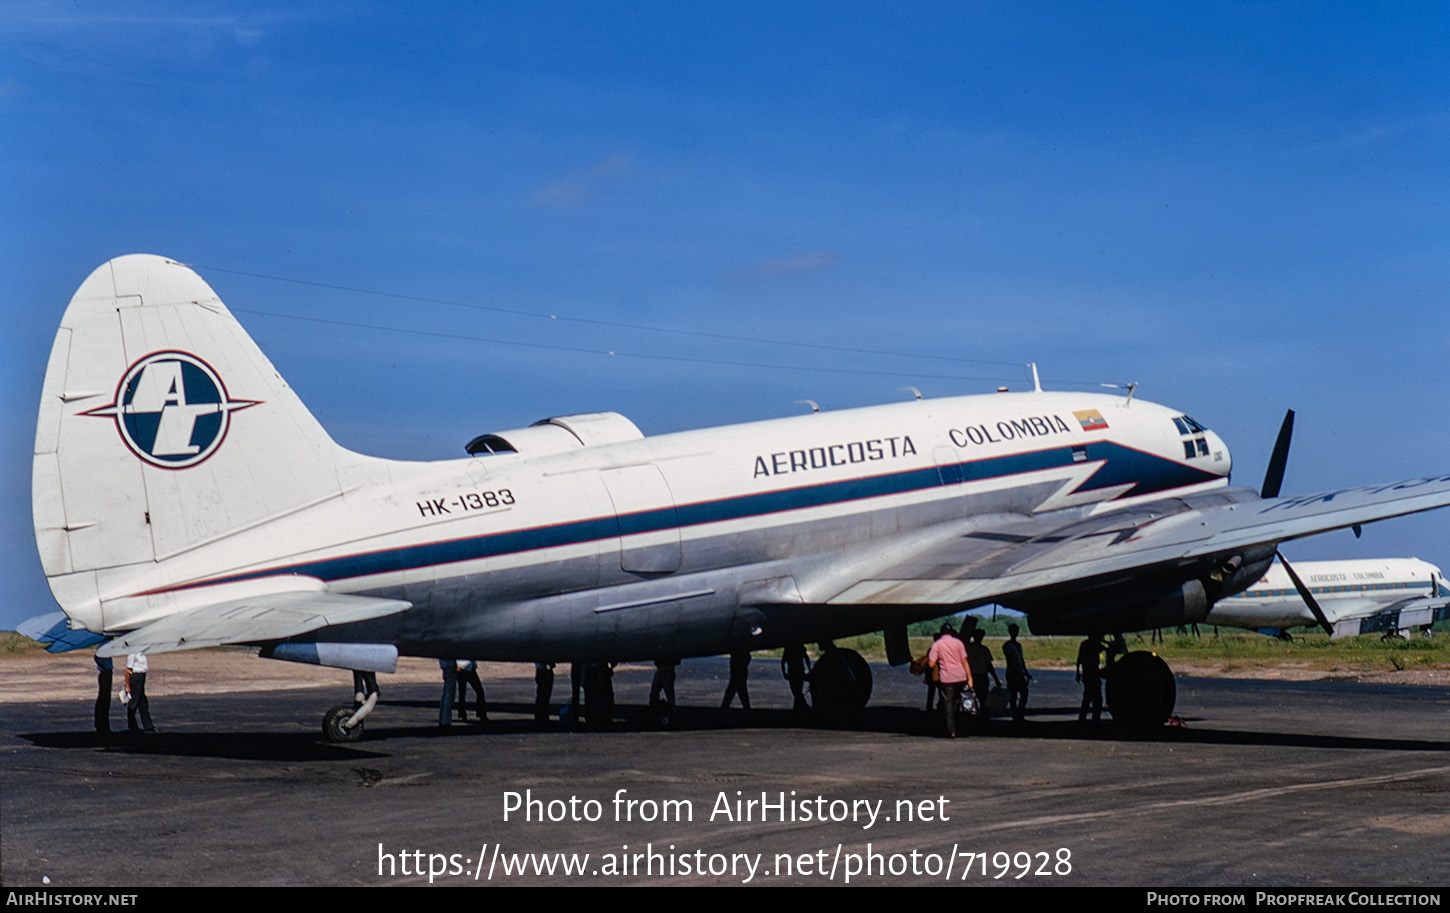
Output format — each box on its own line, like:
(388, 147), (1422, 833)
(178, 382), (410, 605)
(0, 650), (534, 703)
(3, 649), (1446, 703)
(1031, 657), (1450, 685)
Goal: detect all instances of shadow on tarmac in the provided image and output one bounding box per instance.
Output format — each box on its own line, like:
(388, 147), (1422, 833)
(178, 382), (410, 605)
(20, 730), (389, 761)
(22, 699), (1446, 760)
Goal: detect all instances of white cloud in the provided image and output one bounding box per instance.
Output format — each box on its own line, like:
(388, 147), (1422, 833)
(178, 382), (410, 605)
(528, 152), (632, 209)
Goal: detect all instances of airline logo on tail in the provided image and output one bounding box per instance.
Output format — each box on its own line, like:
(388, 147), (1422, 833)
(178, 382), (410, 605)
(85, 351), (259, 469)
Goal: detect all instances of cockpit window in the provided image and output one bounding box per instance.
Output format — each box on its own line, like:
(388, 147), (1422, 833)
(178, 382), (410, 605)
(1173, 415), (1209, 460)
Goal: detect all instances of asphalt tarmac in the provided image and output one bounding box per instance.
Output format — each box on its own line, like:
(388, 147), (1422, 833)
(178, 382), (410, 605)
(2, 657), (1447, 887)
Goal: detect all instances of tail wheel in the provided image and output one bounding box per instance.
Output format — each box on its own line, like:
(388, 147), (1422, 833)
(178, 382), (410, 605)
(1106, 651), (1176, 729)
(323, 704), (363, 743)
(809, 648), (873, 721)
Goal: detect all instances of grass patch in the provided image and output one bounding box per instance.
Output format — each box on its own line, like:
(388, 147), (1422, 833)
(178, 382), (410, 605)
(839, 629), (1450, 673)
(1, 633), (48, 657)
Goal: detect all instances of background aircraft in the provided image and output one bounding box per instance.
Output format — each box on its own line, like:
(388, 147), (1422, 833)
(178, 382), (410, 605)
(1206, 557), (1450, 639)
(28, 256), (1450, 739)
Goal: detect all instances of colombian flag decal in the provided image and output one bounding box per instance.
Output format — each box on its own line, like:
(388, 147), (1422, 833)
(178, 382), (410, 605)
(1074, 409), (1109, 432)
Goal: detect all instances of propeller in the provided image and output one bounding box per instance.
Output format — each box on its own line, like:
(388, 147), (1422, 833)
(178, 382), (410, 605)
(1277, 549), (1334, 636)
(1255, 410), (1332, 634)
(1260, 409), (1295, 498)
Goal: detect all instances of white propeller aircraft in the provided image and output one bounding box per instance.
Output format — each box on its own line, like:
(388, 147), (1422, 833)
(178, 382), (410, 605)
(1206, 557), (1450, 639)
(29, 255), (1450, 739)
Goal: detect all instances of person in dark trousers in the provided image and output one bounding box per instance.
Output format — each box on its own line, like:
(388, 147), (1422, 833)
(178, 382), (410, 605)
(722, 650), (751, 711)
(438, 659), (457, 727)
(920, 630), (942, 711)
(456, 659), (487, 722)
(965, 628), (1001, 713)
(650, 658), (679, 721)
(652, 660), (678, 713)
(94, 653), (113, 734)
(1003, 623), (1032, 722)
(1076, 635), (1104, 723)
(781, 644), (810, 713)
(125, 652), (156, 733)
(570, 661), (584, 707)
(534, 662), (555, 723)
(584, 662), (615, 727)
(353, 670), (379, 705)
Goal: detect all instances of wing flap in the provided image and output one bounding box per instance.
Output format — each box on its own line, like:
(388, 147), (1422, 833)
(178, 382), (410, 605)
(96, 591), (410, 657)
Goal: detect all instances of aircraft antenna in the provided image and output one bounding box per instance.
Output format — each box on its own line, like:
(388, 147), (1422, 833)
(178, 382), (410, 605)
(1030, 363), (1042, 392)
(898, 386), (923, 401)
(1099, 381), (1139, 404)
(795, 400), (820, 413)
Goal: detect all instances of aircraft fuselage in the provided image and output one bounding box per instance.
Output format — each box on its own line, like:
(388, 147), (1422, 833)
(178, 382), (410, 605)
(82, 390), (1231, 660)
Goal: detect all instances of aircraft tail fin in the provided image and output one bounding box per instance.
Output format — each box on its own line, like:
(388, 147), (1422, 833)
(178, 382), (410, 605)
(34, 255), (349, 631)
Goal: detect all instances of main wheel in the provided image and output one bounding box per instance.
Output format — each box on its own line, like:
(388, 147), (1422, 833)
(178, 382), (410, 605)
(809, 648), (873, 721)
(1105, 651), (1176, 729)
(323, 704), (363, 743)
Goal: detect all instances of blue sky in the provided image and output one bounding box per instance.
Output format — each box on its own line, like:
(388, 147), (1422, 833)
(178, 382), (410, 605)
(4, 2), (1449, 631)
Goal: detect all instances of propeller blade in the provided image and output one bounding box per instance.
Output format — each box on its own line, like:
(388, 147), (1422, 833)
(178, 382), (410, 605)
(1260, 409), (1295, 499)
(1277, 550), (1333, 635)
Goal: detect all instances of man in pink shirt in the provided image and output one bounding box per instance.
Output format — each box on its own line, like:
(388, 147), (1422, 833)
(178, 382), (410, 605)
(928, 623), (974, 737)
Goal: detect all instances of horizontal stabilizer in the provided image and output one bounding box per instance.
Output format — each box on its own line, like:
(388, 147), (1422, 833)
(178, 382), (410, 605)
(96, 592), (410, 657)
(16, 612), (109, 654)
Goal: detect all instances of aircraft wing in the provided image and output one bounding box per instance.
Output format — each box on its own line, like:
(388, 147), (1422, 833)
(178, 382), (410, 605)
(95, 591), (411, 658)
(827, 476), (1450, 607)
(1333, 596), (1450, 639)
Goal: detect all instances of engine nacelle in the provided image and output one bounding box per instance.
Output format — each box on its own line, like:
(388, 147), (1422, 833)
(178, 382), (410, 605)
(1019, 579), (1210, 635)
(1205, 546), (1276, 602)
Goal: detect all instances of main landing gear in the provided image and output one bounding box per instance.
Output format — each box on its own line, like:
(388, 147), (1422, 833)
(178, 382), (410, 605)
(1106, 651), (1176, 730)
(323, 671), (380, 743)
(808, 646), (873, 721)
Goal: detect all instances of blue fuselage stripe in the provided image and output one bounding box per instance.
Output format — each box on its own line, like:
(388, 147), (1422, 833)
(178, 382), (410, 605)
(195, 440), (1217, 589)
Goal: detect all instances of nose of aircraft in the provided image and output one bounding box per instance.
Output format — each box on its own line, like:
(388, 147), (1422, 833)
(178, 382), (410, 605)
(1205, 429), (1232, 478)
